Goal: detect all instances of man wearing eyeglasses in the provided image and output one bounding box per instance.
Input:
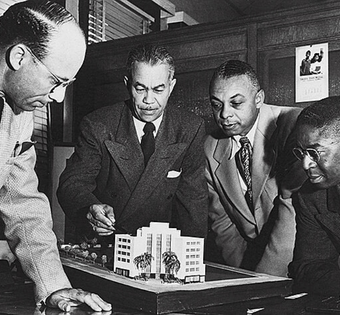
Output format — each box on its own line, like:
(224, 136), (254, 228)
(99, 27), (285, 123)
(0, 0), (111, 312)
(205, 60), (306, 276)
(289, 96), (340, 296)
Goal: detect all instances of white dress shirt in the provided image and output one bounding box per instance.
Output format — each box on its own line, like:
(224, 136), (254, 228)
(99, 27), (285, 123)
(133, 115), (163, 143)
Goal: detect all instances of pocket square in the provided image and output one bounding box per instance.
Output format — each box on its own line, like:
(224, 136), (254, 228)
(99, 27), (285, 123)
(167, 169), (182, 178)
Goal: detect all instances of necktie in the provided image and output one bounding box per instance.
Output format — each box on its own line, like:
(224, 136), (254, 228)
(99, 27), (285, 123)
(141, 122), (155, 166)
(238, 136), (253, 213)
(0, 98), (3, 121)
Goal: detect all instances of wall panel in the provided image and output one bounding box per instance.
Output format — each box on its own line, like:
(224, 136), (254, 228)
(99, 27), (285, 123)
(72, 1), (340, 138)
(73, 25), (249, 137)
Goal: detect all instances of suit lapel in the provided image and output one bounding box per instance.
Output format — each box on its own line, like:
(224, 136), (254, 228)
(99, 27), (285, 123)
(0, 103), (20, 187)
(111, 108), (187, 224)
(214, 138), (256, 224)
(252, 106), (276, 206)
(136, 111), (186, 193)
(212, 106), (279, 224)
(104, 103), (144, 191)
(315, 186), (340, 240)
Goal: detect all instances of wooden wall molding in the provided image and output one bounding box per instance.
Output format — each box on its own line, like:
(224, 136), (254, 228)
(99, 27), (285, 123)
(71, 0), (340, 138)
(258, 16), (340, 50)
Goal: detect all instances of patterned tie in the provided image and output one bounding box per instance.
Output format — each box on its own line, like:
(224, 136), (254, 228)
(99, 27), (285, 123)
(238, 137), (253, 213)
(141, 122), (155, 166)
(0, 98), (3, 121)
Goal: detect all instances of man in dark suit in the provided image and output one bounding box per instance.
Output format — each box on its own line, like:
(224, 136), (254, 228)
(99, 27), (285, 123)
(205, 60), (306, 276)
(289, 96), (340, 296)
(57, 43), (208, 241)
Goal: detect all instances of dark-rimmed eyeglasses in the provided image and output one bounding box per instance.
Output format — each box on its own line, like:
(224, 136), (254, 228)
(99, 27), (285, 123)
(25, 45), (76, 92)
(292, 147), (321, 162)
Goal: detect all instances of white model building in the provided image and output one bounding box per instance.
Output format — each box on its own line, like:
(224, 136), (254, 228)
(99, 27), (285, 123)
(114, 222), (205, 283)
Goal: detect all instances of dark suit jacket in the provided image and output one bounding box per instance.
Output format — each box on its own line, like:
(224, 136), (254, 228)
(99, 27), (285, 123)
(57, 101), (208, 238)
(289, 182), (340, 296)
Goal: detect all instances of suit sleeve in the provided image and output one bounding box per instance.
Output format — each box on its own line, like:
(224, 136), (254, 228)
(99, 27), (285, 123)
(205, 161), (248, 267)
(0, 116), (71, 305)
(255, 195), (296, 276)
(288, 189), (340, 295)
(173, 120), (208, 238)
(57, 116), (103, 232)
(255, 145), (298, 277)
(255, 110), (307, 276)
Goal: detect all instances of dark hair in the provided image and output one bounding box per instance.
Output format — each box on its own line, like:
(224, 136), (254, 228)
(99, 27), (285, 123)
(126, 43), (175, 80)
(311, 52), (322, 63)
(0, 0), (78, 59)
(210, 59), (260, 92)
(296, 96), (340, 137)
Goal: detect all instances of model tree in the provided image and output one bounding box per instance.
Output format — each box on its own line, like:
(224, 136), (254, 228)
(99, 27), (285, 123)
(162, 251), (182, 283)
(133, 252), (153, 280)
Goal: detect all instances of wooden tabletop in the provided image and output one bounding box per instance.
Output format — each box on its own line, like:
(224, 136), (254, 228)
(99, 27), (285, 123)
(0, 279), (328, 315)
(0, 257), (331, 315)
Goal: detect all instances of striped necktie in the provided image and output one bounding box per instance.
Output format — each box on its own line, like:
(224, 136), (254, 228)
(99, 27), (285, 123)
(238, 136), (253, 213)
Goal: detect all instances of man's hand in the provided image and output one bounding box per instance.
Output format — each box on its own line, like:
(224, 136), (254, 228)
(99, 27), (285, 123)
(87, 204), (115, 236)
(46, 288), (112, 312)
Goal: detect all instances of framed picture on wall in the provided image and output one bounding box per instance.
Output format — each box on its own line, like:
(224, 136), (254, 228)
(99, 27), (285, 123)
(295, 43), (328, 103)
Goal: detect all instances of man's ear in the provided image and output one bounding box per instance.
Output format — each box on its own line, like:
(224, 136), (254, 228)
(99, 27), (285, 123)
(169, 78), (177, 95)
(7, 44), (27, 71)
(255, 89), (265, 109)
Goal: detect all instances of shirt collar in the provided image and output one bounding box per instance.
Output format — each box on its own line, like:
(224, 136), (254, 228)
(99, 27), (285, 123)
(133, 114), (163, 143)
(230, 115), (259, 159)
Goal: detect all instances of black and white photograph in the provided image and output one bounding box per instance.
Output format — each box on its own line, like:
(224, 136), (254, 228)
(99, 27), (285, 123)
(1, 1), (340, 315)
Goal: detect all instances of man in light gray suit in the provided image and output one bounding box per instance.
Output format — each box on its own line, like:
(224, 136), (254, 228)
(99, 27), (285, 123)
(205, 60), (306, 276)
(0, 0), (111, 312)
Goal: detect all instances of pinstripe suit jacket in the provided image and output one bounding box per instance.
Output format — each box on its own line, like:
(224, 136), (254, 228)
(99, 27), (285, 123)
(0, 98), (71, 305)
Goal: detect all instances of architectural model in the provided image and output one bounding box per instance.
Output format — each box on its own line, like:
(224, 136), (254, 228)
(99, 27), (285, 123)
(114, 222), (205, 283)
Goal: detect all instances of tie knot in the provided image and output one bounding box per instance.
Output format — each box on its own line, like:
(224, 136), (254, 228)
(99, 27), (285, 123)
(143, 122), (155, 133)
(239, 136), (250, 146)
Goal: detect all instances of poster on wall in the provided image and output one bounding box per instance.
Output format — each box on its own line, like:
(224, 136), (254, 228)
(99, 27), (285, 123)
(295, 43), (328, 103)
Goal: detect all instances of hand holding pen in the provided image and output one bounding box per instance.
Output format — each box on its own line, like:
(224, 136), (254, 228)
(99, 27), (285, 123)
(87, 204), (116, 236)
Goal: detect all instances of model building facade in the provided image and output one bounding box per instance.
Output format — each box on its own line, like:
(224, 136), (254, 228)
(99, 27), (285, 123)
(114, 222), (205, 283)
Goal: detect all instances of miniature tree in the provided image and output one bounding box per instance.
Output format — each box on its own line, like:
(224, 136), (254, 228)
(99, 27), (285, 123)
(78, 250), (89, 260)
(162, 251), (181, 283)
(80, 241), (89, 250)
(101, 255), (108, 267)
(69, 247), (81, 258)
(60, 244), (71, 255)
(90, 252), (98, 264)
(133, 252), (153, 280)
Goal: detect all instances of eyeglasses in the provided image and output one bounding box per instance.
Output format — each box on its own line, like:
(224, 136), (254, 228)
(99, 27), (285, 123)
(292, 147), (321, 162)
(25, 46), (76, 92)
